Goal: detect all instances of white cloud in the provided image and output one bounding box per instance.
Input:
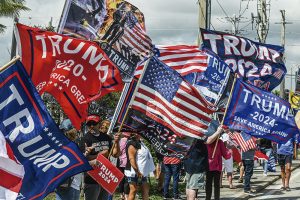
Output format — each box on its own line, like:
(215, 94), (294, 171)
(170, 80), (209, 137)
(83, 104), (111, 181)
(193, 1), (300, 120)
(1, 0), (299, 90)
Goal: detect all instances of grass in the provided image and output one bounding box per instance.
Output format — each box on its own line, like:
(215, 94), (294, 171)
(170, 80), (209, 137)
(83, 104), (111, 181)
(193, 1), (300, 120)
(44, 178), (186, 200)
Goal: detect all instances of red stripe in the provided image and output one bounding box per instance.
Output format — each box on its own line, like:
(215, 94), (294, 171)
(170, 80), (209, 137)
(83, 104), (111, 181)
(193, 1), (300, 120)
(133, 95), (207, 136)
(136, 88), (210, 127)
(124, 28), (150, 50)
(0, 168), (22, 193)
(6, 143), (17, 162)
(132, 105), (205, 138)
(176, 85), (213, 115)
(163, 156), (181, 164)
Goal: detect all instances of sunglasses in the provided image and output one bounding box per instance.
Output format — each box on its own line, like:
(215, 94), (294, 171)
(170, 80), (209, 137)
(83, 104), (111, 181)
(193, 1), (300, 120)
(86, 121), (98, 126)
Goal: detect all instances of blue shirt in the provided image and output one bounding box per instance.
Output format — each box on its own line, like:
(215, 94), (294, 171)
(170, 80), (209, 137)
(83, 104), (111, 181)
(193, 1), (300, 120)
(277, 139), (294, 155)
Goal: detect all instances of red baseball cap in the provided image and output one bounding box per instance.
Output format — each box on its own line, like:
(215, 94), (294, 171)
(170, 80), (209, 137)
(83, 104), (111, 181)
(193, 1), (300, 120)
(86, 115), (101, 124)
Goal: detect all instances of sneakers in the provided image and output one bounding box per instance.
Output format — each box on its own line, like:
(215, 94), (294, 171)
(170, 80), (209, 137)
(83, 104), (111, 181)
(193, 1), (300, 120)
(238, 178), (243, 183)
(244, 190), (256, 196)
(263, 172), (268, 176)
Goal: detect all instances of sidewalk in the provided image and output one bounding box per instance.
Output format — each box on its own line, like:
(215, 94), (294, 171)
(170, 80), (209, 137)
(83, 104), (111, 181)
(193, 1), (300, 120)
(194, 159), (300, 200)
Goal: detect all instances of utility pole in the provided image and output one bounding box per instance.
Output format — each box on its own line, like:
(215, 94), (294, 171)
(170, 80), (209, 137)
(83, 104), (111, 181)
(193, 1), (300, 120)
(225, 14), (240, 35)
(197, 0), (211, 45)
(276, 10), (292, 98)
(10, 17), (19, 59)
(254, 0), (270, 43)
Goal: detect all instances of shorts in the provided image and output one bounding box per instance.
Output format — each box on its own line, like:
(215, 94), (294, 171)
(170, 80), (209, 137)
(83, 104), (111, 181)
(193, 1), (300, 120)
(222, 156), (233, 173)
(126, 176), (147, 185)
(185, 172), (206, 190)
(278, 154), (293, 167)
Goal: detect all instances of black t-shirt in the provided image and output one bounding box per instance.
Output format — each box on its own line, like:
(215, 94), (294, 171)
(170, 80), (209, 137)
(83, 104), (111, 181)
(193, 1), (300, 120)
(125, 139), (141, 171)
(183, 140), (208, 174)
(259, 139), (272, 149)
(81, 132), (112, 184)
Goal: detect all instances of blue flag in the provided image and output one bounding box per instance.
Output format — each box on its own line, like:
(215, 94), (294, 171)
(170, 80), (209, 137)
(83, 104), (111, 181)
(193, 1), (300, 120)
(223, 78), (299, 143)
(200, 29), (286, 91)
(0, 61), (92, 199)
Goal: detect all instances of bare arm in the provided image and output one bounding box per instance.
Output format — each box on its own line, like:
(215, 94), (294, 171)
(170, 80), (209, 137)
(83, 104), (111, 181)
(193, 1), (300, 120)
(128, 145), (143, 177)
(111, 133), (121, 157)
(205, 125), (223, 145)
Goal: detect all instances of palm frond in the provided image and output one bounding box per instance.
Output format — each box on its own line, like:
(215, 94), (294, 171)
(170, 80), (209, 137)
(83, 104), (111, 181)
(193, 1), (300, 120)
(0, 0), (30, 18)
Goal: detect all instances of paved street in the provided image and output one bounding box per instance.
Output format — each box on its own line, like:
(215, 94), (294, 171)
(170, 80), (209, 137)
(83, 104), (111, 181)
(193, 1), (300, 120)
(192, 159), (300, 200)
(250, 165), (300, 200)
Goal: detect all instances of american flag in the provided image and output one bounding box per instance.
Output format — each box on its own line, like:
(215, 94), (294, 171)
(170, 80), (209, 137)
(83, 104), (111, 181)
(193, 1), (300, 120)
(135, 45), (208, 78)
(131, 57), (213, 139)
(117, 2), (153, 59)
(0, 135), (24, 199)
(232, 131), (257, 152)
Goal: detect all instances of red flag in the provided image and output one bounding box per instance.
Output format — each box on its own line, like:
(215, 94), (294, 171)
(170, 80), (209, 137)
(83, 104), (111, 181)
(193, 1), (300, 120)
(254, 150), (269, 161)
(87, 154), (124, 194)
(15, 23), (123, 129)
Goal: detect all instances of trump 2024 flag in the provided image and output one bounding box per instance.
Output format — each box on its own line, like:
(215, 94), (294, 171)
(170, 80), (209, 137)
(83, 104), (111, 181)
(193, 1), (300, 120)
(0, 60), (92, 200)
(223, 78), (299, 144)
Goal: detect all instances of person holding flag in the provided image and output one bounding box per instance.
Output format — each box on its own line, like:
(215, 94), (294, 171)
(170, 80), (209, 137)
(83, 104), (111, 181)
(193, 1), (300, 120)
(80, 114), (121, 200)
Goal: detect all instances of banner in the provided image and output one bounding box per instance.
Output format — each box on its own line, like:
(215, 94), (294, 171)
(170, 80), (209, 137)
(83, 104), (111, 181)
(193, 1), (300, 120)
(193, 50), (231, 107)
(0, 60), (92, 200)
(58, 0), (107, 40)
(223, 78), (299, 143)
(200, 29), (286, 91)
(58, 0), (153, 81)
(15, 23), (123, 129)
(87, 154), (124, 194)
(112, 79), (194, 158)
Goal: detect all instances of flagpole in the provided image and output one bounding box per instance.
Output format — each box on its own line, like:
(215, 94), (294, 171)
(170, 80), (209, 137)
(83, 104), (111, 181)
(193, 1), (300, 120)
(0, 56), (20, 73)
(212, 74), (238, 159)
(108, 56), (152, 158)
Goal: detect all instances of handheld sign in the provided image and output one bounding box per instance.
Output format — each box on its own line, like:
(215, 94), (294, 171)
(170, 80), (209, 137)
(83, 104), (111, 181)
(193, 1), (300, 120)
(88, 154), (124, 194)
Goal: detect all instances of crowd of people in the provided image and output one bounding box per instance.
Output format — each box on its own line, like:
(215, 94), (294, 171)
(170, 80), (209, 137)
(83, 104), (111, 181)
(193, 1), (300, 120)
(54, 114), (297, 200)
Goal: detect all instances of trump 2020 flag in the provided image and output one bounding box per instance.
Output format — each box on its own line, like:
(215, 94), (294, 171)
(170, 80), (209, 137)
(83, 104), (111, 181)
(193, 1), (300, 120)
(223, 78), (299, 143)
(15, 23), (123, 130)
(131, 57), (213, 139)
(0, 60), (92, 200)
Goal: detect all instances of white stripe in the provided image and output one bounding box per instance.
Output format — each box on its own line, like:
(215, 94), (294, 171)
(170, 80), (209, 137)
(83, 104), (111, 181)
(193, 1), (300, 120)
(132, 101), (202, 139)
(175, 66), (207, 74)
(136, 85), (209, 132)
(163, 59), (207, 67)
(175, 88), (210, 119)
(0, 186), (19, 200)
(160, 52), (206, 60)
(0, 133), (7, 158)
(124, 27), (150, 50)
(0, 157), (24, 178)
(122, 32), (147, 53)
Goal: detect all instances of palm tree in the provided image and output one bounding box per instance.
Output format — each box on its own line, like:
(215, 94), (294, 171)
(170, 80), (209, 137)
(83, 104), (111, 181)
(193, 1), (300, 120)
(0, 0), (30, 33)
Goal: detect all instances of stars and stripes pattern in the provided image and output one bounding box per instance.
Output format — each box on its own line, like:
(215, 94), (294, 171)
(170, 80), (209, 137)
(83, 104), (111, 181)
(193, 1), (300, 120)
(131, 57), (213, 139)
(116, 4), (153, 59)
(163, 156), (181, 165)
(134, 45), (208, 78)
(232, 131), (257, 152)
(0, 134), (24, 200)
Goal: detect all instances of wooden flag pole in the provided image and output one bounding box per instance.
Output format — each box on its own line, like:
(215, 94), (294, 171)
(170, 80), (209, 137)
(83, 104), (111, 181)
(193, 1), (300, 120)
(0, 56), (20, 73)
(212, 74), (238, 159)
(108, 56), (152, 158)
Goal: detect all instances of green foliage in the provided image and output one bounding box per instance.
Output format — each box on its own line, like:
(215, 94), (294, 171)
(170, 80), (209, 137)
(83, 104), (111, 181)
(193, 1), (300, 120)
(0, 0), (30, 33)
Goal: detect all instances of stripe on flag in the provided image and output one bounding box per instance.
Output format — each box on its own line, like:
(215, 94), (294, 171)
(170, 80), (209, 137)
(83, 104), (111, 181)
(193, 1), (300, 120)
(131, 57), (212, 139)
(135, 45), (208, 78)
